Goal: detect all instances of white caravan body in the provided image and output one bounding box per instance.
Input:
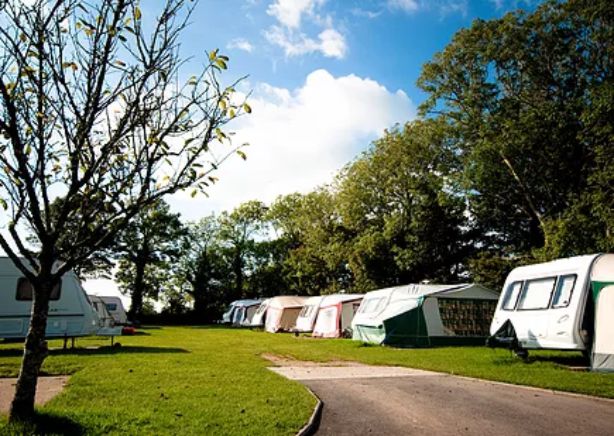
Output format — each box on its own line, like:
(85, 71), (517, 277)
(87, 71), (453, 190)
(97, 296), (128, 325)
(293, 296), (323, 332)
(490, 253), (614, 353)
(264, 296), (307, 333)
(88, 295), (123, 336)
(249, 299), (271, 327)
(221, 299), (262, 326)
(0, 257), (99, 339)
(312, 294), (364, 338)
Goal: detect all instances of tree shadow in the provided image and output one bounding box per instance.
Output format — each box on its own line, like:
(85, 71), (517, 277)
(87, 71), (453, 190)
(184, 324), (230, 330)
(2, 412), (84, 436)
(0, 345), (189, 358)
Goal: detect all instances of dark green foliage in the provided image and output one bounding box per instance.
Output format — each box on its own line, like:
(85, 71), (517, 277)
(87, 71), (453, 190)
(115, 200), (187, 321)
(418, 0), (614, 262)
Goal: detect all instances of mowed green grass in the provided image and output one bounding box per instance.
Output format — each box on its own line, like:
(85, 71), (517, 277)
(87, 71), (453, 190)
(1, 326), (614, 435)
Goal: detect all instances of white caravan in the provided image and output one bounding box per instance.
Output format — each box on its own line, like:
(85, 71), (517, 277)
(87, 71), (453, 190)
(221, 299), (262, 326)
(264, 296), (307, 333)
(0, 257), (99, 339)
(97, 296), (128, 325)
(293, 296), (324, 333)
(88, 295), (123, 336)
(312, 294), (364, 338)
(489, 254), (614, 370)
(249, 298), (271, 327)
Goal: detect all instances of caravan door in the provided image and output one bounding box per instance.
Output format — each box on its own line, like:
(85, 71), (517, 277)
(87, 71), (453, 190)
(593, 285), (614, 371)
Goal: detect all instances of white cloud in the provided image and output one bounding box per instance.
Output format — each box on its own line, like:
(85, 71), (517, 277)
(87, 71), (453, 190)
(169, 69), (415, 218)
(388, 0), (419, 13)
(227, 38), (254, 53)
(264, 25), (347, 58)
(388, 0), (468, 17)
(266, 0), (324, 29)
(264, 0), (346, 59)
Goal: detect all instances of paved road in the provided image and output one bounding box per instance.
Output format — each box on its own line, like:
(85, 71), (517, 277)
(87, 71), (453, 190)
(270, 365), (614, 436)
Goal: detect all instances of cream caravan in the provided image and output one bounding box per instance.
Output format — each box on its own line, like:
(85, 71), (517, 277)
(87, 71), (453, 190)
(0, 257), (99, 339)
(488, 254), (614, 370)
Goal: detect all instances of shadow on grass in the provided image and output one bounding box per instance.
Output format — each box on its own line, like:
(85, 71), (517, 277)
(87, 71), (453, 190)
(0, 346), (189, 358)
(184, 324), (238, 330)
(527, 353), (589, 367)
(2, 412), (84, 436)
(490, 349), (589, 368)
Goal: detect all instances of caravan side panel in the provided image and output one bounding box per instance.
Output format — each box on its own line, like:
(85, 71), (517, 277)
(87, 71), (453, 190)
(0, 262), (98, 339)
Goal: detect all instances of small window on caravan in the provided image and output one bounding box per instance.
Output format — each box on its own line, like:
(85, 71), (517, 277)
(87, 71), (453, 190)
(551, 275), (576, 308)
(359, 297), (385, 314)
(299, 305), (314, 317)
(16, 278), (61, 301)
(106, 303), (118, 311)
(502, 281), (522, 310)
(255, 303), (267, 315)
(517, 277), (556, 310)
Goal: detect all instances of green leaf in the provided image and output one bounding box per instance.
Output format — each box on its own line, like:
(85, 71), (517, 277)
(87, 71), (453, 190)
(215, 59), (227, 70)
(236, 150), (247, 160)
(134, 7), (142, 20)
(242, 103), (252, 114)
(0, 198), (7, 210)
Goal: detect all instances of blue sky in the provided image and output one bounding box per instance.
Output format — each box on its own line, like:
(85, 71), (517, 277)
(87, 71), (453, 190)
(183, 0), (538, 104)
(156, 0), (542, 222)
(75, 1), (544, 298)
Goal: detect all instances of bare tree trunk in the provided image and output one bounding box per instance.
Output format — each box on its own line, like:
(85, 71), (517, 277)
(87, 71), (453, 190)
(129, 259), (146, 322)
(9, 280), (52, 422)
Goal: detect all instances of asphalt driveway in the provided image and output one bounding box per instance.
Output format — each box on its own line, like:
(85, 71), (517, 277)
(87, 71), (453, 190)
(270, 364), (614, 436)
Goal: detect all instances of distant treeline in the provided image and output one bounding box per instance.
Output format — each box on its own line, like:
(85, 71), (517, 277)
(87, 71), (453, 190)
(84, 0), (613, 322)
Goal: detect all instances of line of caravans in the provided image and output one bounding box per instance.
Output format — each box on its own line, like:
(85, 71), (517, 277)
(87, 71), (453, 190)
(222, 253), (614, 371)
(0, 257), (129, 341)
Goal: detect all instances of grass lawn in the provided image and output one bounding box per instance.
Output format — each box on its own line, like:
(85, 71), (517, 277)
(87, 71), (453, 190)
(1, 326), (613, 435)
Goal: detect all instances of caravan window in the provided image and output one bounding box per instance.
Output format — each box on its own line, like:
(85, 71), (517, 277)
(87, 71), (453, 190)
(106, 303), (118, 311)
(551, 275), (576, 308)
(517, 277), (556, 310)
(359, 297), (385, 314)
(502, 281), (522, 310)
(16, 278), (61, 301)
(300, 305), (314, 318)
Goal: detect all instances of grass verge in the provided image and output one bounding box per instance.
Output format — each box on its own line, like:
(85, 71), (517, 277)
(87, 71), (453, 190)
(1, 326), (613, 435)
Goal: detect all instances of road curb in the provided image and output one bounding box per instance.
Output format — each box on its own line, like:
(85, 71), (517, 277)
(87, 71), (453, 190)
(450, 373), (614, 404)
(296, 386), (323, 436)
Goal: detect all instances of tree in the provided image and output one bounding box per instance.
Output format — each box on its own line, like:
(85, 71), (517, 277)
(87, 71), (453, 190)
(26, 194), (117, 280)
(269, 189), (352, 295)
(179, 215), (229, 322)
(217, 200), (268, 301)
(115, 200), (186, 322)
(417, 0), (614, 257)
(0, 0), (248, 420)
(337, 119), (469, 290)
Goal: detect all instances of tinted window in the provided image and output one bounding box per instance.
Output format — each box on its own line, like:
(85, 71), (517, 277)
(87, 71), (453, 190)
(502, 281), (522, 310)
(517, 277), (555, 310)
(106, 303), (118, 311)
(551, 275), (576, 308)
(16, 278), (61, 301)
